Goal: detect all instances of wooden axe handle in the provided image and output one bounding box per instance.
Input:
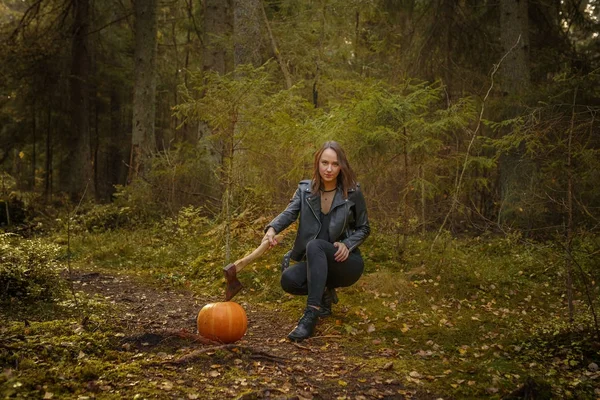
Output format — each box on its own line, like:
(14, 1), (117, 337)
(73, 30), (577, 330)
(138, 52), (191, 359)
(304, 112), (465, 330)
(233, 234), (284, 273)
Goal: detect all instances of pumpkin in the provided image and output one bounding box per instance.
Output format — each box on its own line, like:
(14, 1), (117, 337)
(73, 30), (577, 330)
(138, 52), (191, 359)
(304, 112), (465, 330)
(197, 301), (248, 343)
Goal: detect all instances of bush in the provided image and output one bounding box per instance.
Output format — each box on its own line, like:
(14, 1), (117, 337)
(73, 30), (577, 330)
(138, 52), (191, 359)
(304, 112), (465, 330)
(0, 233), (66, 301)
(78, 203), (140, 232)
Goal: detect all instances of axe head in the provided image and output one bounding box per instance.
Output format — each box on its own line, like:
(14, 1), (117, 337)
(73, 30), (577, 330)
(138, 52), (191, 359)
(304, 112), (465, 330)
(223, 263), (243, 301)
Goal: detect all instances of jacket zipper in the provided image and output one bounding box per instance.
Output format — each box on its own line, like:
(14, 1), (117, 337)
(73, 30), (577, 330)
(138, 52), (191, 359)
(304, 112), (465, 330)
(306, 197), (321, 241)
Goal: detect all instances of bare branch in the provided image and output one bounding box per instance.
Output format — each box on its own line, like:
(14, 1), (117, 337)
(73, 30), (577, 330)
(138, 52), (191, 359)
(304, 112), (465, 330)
(432, 34), (523, 249)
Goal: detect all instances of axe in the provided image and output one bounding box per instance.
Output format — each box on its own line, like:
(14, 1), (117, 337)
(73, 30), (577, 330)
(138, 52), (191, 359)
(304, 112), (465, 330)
(223, 234), (283, 301)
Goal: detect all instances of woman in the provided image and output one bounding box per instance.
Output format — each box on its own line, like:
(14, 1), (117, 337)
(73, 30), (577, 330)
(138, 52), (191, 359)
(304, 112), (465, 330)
(263, 141), (370, 341)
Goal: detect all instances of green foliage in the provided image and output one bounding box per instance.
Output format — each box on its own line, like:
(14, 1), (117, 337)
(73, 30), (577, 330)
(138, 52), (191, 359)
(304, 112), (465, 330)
(0, 233), (66, 301)
(162, 205), (210, 238)
(175, 63), (320, 213)
(486, 73), (600, 233)
(74, 203), (140, 233)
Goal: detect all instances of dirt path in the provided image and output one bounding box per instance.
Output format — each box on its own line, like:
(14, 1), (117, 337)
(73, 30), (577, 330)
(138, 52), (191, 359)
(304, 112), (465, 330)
(72, 271), (429, 400)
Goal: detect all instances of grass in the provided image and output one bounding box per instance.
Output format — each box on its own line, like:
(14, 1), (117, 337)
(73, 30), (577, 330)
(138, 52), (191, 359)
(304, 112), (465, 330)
(2, 218), (599, 399)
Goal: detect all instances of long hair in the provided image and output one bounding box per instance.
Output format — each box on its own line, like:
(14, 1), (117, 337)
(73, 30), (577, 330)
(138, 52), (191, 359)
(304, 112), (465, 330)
(311, 141), (357, 198)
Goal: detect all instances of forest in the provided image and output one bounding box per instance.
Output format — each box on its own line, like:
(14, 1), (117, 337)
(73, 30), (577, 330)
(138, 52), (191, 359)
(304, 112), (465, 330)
(1, 0), (600, 399)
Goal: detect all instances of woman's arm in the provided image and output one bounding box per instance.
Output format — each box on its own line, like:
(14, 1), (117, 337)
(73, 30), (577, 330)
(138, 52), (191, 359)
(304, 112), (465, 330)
(264, 187), (302, 236)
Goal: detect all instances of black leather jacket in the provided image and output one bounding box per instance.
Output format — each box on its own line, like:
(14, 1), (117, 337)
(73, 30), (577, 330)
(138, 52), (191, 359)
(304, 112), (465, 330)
(266, 180), (370, 261)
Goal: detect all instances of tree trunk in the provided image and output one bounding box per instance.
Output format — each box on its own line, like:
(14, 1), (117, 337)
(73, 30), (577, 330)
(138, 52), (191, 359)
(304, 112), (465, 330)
(68, 0), (94, 200)
(500, 0), (530, 95)
(420, 164), (426, 235)
(399, 130), (409, 259)
(108, 86), (123, 195)
(233, 0), (262, 67)
(128, 0), (158, 183)
(31, 96), (36, 190)
(565, 87), (577, 322)
(203, 0), (232, 75)
(44, 98), (53, 201)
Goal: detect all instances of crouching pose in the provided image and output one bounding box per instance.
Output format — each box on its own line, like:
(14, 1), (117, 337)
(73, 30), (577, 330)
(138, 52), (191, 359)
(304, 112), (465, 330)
(263, 141), (370, 341)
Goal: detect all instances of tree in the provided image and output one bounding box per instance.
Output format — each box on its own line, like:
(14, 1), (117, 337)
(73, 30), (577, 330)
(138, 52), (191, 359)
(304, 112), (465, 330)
(203, 0), (232, 75)
(233, 0), (263, 67)
(64, 0), (94, 200)
(499, 0), (530, 94)
(128, 0), (158, 183)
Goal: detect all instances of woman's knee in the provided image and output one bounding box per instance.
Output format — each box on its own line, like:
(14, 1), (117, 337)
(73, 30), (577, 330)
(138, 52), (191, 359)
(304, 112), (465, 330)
(280, 270), (304, 294)
(306, 238), (329, 255)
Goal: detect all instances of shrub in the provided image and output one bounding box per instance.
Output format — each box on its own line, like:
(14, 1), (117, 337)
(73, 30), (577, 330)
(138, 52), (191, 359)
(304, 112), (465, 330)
(78, 203), (140, 232)
(0, 233), (66, 301)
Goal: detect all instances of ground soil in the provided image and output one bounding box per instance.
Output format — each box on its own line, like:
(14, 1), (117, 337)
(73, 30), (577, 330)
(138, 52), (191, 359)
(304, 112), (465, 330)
(72, 271), (438, 400)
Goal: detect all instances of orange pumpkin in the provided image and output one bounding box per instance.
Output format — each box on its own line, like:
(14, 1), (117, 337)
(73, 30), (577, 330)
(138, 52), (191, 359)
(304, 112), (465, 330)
(197, 301), (248, 343)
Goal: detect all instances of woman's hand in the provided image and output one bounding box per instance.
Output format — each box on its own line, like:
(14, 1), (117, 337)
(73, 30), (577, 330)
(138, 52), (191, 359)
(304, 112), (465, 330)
(333, 242), (349, 262)
(262, 227), (278, 248)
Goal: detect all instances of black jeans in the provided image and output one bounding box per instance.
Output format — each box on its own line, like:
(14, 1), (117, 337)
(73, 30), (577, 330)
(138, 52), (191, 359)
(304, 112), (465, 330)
(280, 239), (364, 307)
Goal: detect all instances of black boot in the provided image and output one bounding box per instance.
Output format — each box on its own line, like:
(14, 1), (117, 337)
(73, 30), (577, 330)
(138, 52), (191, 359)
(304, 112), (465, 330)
(287, 307), (320, 342)
(319, 287), (339, 317)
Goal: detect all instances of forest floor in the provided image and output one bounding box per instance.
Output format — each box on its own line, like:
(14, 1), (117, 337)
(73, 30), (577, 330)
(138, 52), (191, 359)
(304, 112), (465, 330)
(68, 269), (435, 400)
(2, 226), (600, 399)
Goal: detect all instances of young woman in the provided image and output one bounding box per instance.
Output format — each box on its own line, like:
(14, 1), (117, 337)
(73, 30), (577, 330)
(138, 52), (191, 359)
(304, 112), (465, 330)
(263, 141), (370, 341)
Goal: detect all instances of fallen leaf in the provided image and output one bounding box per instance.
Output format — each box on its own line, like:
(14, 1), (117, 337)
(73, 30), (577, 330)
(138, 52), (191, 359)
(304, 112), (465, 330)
(382, 362), (394, 370)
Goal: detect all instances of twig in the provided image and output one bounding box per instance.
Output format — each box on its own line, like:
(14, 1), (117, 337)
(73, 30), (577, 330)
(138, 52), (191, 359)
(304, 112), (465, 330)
(165, 344), (285, 365)
(260, 1), (292, 89)
(291, 342), (313, 351)
(8, 0), (43, 41)
(350, 362), (365, 373)
(306, 334), (342, 340)
(67, 180), (90, 311)
(432, 35), (523, 250)
(86, 12), (134, 36)
(158, 328), (219, 346)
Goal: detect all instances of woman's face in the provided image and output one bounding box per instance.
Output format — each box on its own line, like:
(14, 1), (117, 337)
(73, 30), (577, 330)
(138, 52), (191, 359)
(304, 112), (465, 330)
(319, 148), (341, 186)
